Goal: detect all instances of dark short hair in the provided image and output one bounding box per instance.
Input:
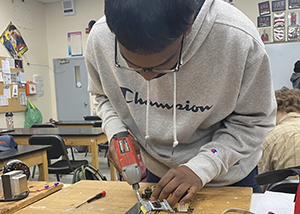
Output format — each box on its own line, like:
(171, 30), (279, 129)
(105, 0), (204, 54)
(275, 86), (300, 113)
(294, 60), (300, 73)
(88, 20), (96, 30)
(9, 25), (17, 32)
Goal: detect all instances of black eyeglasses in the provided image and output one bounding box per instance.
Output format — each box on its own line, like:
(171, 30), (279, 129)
(114, 36), (184, 73)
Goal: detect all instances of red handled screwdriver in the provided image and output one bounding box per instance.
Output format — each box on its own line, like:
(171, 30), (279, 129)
(75, 190), (106, 209)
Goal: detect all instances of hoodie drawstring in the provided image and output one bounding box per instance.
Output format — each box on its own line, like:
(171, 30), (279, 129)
(144, 72), (179, 155)
(172, 72), (179, 154)
(145, 81), (150, 147)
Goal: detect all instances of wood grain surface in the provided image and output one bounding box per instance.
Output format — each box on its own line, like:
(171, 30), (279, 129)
(0, 181), (63, 214)
(14, 180), (252, 214)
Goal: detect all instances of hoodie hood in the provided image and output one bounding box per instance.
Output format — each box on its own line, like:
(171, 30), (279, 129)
(182, 0), (216, 65)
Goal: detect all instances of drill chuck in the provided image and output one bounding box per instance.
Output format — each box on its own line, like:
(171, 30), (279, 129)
(122, 163), (141, 187)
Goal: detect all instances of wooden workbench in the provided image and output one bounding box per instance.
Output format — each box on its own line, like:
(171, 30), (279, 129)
(0, 145), (50, 181)
(15, 180), (252, 213)
(0, 181), (63, 214)
(2, 128), (111, 179)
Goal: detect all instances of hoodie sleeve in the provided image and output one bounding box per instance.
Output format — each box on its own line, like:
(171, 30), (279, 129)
(182, 51), (277, 186)
(85, 27), (127, 142)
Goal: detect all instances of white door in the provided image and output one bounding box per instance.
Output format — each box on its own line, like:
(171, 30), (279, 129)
(53, 57), (90, 120)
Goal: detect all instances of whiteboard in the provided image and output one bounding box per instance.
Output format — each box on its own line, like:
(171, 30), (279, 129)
(265, 42), (300, 90)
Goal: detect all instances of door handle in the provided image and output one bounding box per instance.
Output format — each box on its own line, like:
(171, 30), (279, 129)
(83, 102), (88, 106)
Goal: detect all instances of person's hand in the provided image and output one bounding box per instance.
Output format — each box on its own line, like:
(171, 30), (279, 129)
(106, 133), (140, 173)
(128, 132), (140, 154)
(150, 166), (203, 208)
(107, 138), (122, 173)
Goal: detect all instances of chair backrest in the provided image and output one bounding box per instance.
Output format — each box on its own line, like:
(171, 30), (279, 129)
(267, 179), (299, 194)
(28, 135), (69, 161)
(31, 123), (56, 128)
(84, 116), (101, 121)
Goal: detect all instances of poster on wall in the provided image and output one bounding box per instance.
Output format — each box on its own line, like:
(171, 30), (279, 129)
(0, 22), (28, 59)
(288, 11), (299, 25)
(289, 0), (300, 9)
(273, 27), (285, 42)
(259, 1), (271, 16)
(257, 16), (271, 27)
(287, 26), (300, 41)
(67, 31), (83, 57)
(274, 12), (285, 27)
(15, 59), (23, 69)
(259, 28), (272, 43)
(272, 0), (286, 12)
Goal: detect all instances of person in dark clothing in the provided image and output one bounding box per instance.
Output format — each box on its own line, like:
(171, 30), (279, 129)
(290, 60), (300, 89)
(88, 20), (96, 30)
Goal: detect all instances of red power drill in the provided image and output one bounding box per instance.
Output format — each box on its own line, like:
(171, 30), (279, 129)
(113, 131), (141, 190)
(114, 132), (175, 213)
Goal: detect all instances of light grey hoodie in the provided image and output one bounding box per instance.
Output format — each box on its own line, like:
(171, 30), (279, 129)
(86, 0), (276, 186)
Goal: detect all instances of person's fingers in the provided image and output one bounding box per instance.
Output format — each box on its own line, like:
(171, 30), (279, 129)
(178, 186), (199, 205)
(151, 168), (176, 201)
(151, 166), (203, 208)
(167, 183), (190, 208)
(127, 131), (140, 154)
(107, 139), (121, 173)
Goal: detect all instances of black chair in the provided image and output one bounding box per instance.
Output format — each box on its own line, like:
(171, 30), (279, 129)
(267, 179), (299, 194)
(31, 123), (75, 160)
(29, 135), (88, 181)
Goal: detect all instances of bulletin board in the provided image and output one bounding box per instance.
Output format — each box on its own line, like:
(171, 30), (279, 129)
(0, 56), (26, 112)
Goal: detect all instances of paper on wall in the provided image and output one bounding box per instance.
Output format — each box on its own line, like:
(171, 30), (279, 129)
(33, 74), (44, 97)
(3, 85), (11, 99)
(1, 60), (10, 73)
(3, 73), (11, 85)
(12, 85), (18, 98)
(11, 72), (17, 83)
(19, 71), (25, 83)
(0, 70), (3, 82)
(0, 95), (8, 106)
(20, 92), (27, 105)
(6, 58), (14, 68)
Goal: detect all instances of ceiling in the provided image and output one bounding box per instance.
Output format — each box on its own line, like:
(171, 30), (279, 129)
(36, 0), (61, 4)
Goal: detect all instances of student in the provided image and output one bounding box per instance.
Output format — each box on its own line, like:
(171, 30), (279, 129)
(86, 0), (276, 207)
(290, 60), (300, 89)
(88, 20), (96, 31)
(258, 87), (300, 186)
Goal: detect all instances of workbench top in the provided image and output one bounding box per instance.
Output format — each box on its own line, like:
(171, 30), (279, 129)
(15, 180), (252, 213)
(0, 181), (63, 214)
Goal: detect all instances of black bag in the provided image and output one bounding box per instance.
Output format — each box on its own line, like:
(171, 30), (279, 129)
(72, 164), (107, 184)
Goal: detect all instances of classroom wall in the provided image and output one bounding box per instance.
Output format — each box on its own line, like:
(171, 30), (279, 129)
(44, 0), (104, 121)
(0, 0), (104, 128)
(236, 0), (298, 90)
(0, 0), (51, 128)
(0, 0), (294, 128)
